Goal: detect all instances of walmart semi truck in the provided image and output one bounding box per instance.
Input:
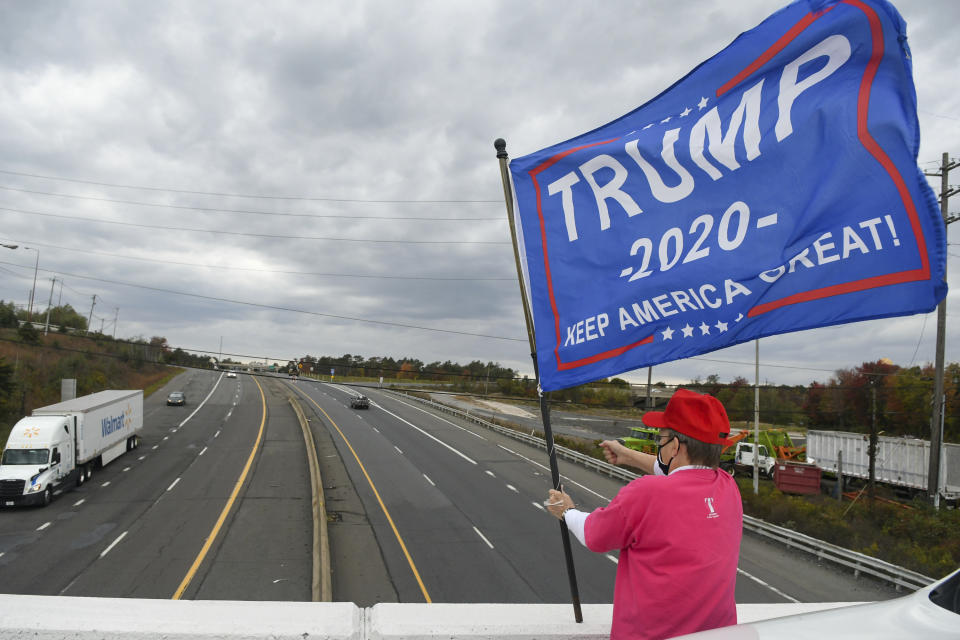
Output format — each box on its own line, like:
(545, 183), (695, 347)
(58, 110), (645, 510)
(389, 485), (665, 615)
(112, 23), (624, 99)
(0, 390), (143, 507)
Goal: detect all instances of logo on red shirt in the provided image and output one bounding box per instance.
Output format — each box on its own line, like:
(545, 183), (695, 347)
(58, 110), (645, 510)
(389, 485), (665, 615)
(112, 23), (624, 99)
(705, 497), (719, 519)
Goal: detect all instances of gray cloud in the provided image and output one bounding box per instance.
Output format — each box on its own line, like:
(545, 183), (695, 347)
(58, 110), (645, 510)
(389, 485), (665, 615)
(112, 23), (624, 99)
(0, 0), (956, 386)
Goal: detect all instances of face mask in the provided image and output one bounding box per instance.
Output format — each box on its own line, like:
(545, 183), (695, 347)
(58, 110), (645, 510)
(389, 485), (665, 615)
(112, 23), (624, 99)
(657, 436), (676, 475)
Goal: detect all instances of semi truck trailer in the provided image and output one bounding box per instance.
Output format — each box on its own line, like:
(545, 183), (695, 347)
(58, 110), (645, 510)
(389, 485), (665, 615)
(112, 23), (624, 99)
(807, 429), (960, 501)
(0, 390), (143, 507)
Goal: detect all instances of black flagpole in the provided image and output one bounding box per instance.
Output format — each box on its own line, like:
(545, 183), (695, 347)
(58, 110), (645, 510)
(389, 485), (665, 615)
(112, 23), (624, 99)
(495, 138), (583, 623)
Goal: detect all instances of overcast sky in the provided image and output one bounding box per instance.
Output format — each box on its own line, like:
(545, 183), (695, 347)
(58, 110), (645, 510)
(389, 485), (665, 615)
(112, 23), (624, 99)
(0, 0), (956, 388)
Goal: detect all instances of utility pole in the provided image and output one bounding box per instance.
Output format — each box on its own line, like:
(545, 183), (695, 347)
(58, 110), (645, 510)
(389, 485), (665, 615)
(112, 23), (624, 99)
(924, 153), (958, 508)
(87, 295), (96, 334)
(868, 377), (877, 508)
(44, 278), (56, 335)
(753, 339), (760, 495)
(113, 308), (119, 338)
(646, 366), (652, 409)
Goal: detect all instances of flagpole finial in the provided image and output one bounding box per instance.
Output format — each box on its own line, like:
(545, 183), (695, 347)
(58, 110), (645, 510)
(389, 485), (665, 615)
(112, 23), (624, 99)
(494, 138), (508, 159)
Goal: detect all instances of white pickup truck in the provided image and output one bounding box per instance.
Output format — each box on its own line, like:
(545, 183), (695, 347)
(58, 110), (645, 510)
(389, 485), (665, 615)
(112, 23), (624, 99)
(732, 442), (777, 478)
(0, 390), (143, 507)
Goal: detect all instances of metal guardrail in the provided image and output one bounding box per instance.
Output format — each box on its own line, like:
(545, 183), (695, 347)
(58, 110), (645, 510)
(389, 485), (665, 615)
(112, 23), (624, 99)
(385, 389), (936, 592)
(741, 517), (934, 591)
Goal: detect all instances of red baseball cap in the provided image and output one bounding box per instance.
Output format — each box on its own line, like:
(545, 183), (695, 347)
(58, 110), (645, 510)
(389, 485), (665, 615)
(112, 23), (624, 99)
(641, 389), (730, 445)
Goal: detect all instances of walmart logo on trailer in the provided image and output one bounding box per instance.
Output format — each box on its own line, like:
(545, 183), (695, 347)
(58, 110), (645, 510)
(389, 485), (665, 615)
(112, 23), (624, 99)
(508, 0), (946, 391)
(101, 413), (127, 437)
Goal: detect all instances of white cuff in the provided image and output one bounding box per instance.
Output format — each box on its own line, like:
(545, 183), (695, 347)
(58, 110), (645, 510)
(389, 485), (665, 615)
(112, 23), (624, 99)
(563, 509), (588, 547)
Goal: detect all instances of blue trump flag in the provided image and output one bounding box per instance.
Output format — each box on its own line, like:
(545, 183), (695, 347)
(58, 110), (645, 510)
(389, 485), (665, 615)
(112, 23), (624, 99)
(508, 0), (946, 391)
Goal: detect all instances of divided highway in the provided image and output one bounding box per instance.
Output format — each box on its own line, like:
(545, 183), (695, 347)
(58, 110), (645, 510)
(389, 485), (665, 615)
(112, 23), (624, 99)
(0, 370), (898, 606)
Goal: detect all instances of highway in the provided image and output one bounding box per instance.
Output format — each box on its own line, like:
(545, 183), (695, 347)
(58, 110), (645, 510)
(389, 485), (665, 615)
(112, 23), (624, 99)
(0, 370), (898, 606)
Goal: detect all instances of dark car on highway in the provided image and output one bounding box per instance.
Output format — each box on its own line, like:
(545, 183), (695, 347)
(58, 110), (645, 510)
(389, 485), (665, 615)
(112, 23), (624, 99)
(167, 391), (186, 406)
(350, 395), (369, 409)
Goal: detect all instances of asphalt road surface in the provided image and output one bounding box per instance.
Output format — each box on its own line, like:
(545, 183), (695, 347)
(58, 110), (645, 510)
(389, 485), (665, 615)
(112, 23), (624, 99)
(293, 380), (899, 605)
(0, 369), (312, 600)
(0, 371), (899, 607)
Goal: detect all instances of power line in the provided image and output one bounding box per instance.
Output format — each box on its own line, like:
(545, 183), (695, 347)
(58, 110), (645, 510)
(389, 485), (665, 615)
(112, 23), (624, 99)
(0, 259), (527, 342)
(0, 168), (501, 204)
(0, 238), (514, 282)
(0, 184), (504, 221)
(0, 205), (510, 245)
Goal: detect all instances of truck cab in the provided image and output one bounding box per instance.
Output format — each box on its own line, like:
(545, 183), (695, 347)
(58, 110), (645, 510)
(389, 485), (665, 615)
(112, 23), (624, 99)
(733, 442), (777, 478)
(0, 416), (76, 506)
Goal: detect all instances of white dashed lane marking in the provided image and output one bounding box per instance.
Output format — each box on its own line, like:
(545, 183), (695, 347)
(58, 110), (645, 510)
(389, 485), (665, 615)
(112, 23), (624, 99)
(100, 531), (127, 558)
(737, 568), (800, 603)
(473, 526), (494, 549)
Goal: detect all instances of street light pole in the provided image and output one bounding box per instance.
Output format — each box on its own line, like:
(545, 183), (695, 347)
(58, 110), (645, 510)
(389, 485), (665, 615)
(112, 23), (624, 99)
(27, 247), (38, 321)
(0, 244), (39, 321)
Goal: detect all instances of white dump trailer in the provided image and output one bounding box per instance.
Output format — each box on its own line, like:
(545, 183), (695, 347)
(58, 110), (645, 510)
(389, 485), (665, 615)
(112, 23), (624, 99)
(0, 390), (143, 506)
(807, 429), (960, 500)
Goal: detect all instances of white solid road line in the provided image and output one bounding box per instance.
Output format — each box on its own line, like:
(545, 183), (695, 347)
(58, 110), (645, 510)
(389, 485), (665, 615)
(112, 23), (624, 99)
(496, 444), (611, 502)
(167, 477), (181, 492)
(100, 531), (128, 558)
(473, 526), (494, 549)
(178, 372), (226, 428)
(375, 404), (477, 465)
(323, 383), (480, 463)
(737, 567), (800, 603)
(386, 395), (488, 441)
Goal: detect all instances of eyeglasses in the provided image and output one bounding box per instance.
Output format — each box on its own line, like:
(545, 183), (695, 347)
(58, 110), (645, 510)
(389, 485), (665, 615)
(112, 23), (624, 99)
(656, 435), (676, 448)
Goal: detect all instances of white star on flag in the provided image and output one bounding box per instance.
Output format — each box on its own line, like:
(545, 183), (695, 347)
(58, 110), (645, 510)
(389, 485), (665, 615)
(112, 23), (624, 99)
(698, 96), (709, 109)
(660, 116), (671, 123)
(661, 326), (674, 340)
(681, 324), (694, 338)
(680, 107), (691, 117)
(643, 123), (654, 129)
(699, 322), (710, 335)
(714, 320), (728, 332)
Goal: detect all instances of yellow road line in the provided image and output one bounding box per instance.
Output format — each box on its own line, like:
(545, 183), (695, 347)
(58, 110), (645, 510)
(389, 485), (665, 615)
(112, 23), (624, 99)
(292, 385), (432, 603)
(172, 375), (267, 600)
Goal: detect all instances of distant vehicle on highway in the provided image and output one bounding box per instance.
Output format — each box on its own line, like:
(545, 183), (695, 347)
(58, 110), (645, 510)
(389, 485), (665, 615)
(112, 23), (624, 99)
(350, 395), (370, 409)
(166, 391), (186, 406)
(226, 371), (237, 378)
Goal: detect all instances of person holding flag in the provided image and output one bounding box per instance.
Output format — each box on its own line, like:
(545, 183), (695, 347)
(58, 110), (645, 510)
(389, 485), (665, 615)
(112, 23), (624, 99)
(546, 389), (742, 640)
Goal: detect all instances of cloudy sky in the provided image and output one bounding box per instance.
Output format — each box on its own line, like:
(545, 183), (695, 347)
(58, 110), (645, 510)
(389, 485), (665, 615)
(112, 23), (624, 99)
(0, 0), (956, 388)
